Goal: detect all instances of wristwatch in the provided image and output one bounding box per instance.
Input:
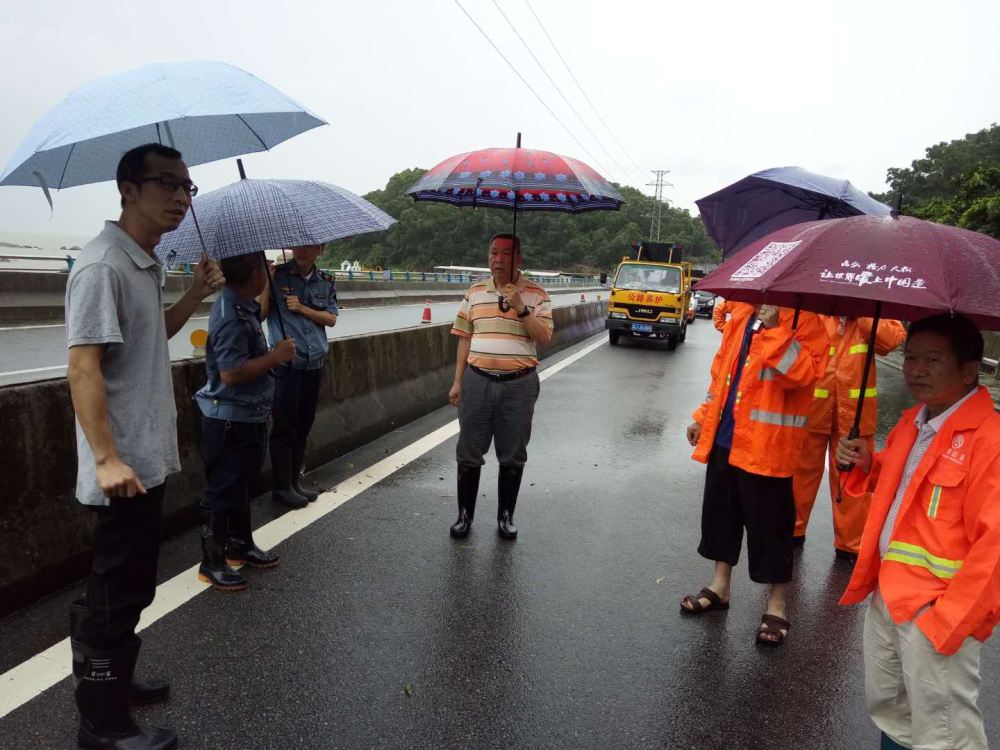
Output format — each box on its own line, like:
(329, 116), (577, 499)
(517, 305), (532, 319)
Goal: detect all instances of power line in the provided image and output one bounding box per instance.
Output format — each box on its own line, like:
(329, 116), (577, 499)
(490, 0), (635, 188)
(452, 0), (613, 180)
(525, 0), (651, 183)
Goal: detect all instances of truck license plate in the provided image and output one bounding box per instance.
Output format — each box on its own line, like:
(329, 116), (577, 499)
(632, 323), (653, 333)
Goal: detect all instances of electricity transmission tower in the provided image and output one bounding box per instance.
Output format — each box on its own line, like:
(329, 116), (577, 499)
(646, 170), (673, 242)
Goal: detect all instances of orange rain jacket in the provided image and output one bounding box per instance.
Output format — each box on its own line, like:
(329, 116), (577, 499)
(692, 304), (830, 478)
(806, 316), (906, 436)
(712, 299), (734, 332)
(840, 386), (1000, 655)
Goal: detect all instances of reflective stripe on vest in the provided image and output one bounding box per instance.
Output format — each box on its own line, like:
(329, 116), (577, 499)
(761, 367), (777, 381)
(775, 340), (802, 375)
(736, 391), (742, 404)
(749, 409), (808, 428)
(927, 486), (943, 519)
(814, 388), (830, 398)
(829, 346), (836, 357)
(849, 344), (869, 355)
(849, 387), (878, 399)
(884, 541), (963, 579)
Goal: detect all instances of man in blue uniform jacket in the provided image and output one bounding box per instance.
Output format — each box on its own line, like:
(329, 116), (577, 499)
(195, 252), (296, 590)
(259, 245), (339, 508)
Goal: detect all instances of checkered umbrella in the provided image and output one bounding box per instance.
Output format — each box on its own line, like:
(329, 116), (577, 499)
(155, 178), (396, 265)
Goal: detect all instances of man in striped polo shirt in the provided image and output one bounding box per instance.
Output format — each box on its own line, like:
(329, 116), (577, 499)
(448, 234), (554, 539)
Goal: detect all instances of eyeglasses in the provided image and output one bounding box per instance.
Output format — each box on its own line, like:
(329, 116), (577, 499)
(139, 174), (199, 198)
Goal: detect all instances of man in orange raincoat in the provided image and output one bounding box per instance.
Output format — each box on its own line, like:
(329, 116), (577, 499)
(712, 298), (735, 332)
(837, 313), (1000, 750)
(792, 316), (906, 559)
(681, 302), (828, 646)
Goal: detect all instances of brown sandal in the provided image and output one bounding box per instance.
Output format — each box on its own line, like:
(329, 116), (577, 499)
(756, 614), (791, 646)
(680, 588), (730, 614)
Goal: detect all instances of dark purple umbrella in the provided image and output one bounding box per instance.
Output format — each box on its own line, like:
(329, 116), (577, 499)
(696, 166), (892, 256)
(696, 213), (1000, 463)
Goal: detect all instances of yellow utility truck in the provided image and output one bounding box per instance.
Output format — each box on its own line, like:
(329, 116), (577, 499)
(604, 242), (692, 351)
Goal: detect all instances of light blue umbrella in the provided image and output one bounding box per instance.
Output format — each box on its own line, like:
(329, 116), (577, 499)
(155, 178), (396, 265)
(0, 61), (326, 195)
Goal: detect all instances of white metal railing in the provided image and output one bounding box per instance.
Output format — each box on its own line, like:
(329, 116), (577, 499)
(0, 254), (600, 285)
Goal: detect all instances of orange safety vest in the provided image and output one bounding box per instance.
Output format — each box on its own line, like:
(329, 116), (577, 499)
(692, 304), (830, 478)
(840, 387), (1000, 655)
(806, 316), (906, 436)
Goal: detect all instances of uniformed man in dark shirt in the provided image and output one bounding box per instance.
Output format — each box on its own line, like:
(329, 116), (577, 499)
(259, 245), (339, 508)
(195, 252), (296, 590)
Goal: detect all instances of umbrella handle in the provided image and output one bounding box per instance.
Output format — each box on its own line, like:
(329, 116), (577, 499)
(266, 257), (288, 340)
(187, 201), (223, 293)
(835, 301), (882, 476)
(265, 256), (293, 380)
(188, 201), (210, 265)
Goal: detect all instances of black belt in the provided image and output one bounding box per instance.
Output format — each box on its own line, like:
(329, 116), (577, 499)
(470, 365), (537, 382)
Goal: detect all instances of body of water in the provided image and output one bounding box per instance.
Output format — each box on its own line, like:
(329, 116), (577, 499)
(0, 232), (92, 271)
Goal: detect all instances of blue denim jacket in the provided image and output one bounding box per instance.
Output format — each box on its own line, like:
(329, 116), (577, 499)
(195, 287), (274, 422)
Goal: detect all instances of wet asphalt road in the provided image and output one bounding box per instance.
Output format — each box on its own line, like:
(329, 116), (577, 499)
(1, 321), (997, 750)
(0, 291), (604, 387)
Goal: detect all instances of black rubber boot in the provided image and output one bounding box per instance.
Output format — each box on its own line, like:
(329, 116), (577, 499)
(197, 510), (248, 591)
(226, 506), (280, 569)
(450, 464), (481, 538)
(271, 447), (309, 509)
(70, 599), (170, 707)
(880, 732), (908, 750)
(291, 445), (318, 502)
(497, 466), (523, 539)
(73, 637), (178, 750)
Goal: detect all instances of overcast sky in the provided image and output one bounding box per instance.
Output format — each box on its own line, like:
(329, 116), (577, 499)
(1, 0), (998, 241)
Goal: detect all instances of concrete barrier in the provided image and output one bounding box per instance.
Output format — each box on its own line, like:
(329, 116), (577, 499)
(0, 301), (607, 617)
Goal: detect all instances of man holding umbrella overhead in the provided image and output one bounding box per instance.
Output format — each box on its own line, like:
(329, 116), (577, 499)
(66, 144), (223, 750)
(838, 313), (1000, 749)
(448, 234), (553, 540)
(682, 302), (829, 646)
(259, 244), (339, 508)
(690, 202), (1000, 744)
(792, 315), (906, 559)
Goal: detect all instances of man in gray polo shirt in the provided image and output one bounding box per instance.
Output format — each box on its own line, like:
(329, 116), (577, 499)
(65, 143), (222, 750)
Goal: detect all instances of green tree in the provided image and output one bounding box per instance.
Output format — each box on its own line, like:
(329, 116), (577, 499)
(873, 123), (1000, 206)
(321, 170), (720, 272)
(873, 124), (1000, 242)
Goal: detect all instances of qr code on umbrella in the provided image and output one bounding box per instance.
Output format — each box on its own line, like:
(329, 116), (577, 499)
(729, 241), (801, 280)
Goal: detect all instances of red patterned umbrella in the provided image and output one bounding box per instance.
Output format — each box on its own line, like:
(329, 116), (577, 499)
(408, 133), (625, 311)
(407, 134), (624, 231)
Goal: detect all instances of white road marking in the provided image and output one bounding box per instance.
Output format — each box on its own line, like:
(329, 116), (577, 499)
(0, 364), (67, 377)
(0, 323), (66, 332)
(0, 335), (605, 719)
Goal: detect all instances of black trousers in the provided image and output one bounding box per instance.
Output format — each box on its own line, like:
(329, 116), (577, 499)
(269, 367), (323, 455)
(79, 483), (165, 649)
(697, 446), (796, 584)
(200, 415), (268, 513)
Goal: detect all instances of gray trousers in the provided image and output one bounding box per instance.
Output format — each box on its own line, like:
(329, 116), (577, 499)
(456, 368), (540, 469)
